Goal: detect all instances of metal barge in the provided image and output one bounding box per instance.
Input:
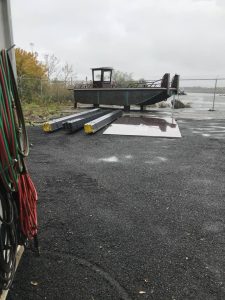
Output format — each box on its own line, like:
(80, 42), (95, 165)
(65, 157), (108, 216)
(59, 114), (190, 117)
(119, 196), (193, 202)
(73, 67), (180, 111)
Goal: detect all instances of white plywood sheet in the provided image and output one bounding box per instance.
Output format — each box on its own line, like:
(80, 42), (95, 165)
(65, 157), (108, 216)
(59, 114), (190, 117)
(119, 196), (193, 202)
(103, 116), (181, 138)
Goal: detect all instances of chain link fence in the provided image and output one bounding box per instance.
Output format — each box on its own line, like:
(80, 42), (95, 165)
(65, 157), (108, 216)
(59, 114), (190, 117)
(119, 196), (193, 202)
(17, 76), (75, 103)
(17, 76), (225, 111)
(180, 78), (225, 111)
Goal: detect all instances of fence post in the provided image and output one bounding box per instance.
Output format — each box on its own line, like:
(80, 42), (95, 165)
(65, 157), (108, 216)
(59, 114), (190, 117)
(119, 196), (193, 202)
(210, 78), (217, 111)
(171, 93), (175, 121)
(212, 78), (217, 111)
(40, 78), (43, 99)
(57, 81), (59, 102)
(20, 76), (23, 99)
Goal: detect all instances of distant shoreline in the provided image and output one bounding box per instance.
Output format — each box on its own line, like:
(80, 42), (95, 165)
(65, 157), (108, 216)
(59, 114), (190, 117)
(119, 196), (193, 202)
(181, 87), (225, 94)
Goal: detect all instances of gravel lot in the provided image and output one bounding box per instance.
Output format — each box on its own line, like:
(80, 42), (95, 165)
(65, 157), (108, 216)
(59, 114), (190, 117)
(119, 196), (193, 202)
(8, 110), (225, 300)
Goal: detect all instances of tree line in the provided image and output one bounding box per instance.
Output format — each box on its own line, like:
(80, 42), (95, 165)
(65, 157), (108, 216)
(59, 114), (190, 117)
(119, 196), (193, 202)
(16, 48), (75, 103)
(15, 48), (139, 103)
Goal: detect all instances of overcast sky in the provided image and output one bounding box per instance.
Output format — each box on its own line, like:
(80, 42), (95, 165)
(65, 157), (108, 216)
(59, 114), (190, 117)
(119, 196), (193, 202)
(11, 0), (225, 80)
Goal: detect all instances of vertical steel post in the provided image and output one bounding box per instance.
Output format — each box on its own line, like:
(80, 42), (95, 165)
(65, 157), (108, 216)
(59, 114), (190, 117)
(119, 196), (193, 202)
(171, 94), (175, 122)
(40, 78), (43, 98)
(211, 78), (217, 111)
(57, 81), (59, 102)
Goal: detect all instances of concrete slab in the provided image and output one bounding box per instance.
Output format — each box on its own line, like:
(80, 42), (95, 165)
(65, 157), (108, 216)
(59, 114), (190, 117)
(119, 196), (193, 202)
(103, 116), (181, 138)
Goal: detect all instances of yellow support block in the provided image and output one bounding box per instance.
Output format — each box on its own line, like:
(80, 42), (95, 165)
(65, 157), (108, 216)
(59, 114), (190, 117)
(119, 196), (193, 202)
(42, 122), (52, 132)
(84, 124), (94, 134)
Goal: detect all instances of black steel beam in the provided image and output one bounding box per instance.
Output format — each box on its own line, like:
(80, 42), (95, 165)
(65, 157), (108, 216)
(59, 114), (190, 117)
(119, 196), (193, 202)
(42, 109), (100, 132)
(64, 110), (112, 133)
(84, 110), (123, 134)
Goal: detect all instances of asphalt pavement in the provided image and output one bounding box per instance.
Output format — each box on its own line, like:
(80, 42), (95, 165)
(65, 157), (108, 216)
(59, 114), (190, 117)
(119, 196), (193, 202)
(8, 110), (225, 300)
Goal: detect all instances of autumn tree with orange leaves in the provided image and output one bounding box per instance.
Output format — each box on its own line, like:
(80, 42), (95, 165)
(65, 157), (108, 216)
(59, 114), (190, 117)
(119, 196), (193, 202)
(15, 48), (47, 102)
(15, 48), (46, 78)
(15, 48), (74, 103)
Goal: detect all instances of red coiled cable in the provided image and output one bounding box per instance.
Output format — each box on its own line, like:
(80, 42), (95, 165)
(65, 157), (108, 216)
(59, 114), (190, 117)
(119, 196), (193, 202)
(0, 49), (38, 240)
(18, 172), (38, 239)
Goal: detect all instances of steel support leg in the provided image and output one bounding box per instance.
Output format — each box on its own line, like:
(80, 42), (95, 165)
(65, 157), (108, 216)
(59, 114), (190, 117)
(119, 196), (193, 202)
(124, 105), (130, 112)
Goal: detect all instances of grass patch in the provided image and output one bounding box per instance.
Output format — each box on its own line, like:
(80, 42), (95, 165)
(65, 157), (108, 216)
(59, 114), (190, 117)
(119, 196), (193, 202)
(22, 100), (75, 124)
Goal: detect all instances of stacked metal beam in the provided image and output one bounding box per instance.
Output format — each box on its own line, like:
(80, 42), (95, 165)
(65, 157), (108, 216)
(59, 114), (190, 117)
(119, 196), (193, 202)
(63, 110), (112, 133)
(42, 109), (100, 132)
(84, 110), (122, 134)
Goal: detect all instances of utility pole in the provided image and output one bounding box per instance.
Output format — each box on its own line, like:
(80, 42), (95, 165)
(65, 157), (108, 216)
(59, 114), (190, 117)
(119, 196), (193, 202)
(30, 42), (34, 53)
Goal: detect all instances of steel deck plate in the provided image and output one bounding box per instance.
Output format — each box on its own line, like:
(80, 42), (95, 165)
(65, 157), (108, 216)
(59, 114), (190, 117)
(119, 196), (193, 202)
(103, 116), (181, 138)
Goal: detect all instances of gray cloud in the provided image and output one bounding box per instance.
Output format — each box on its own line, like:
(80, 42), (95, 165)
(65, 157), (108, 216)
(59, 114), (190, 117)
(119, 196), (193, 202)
(11, 0), (225, 79)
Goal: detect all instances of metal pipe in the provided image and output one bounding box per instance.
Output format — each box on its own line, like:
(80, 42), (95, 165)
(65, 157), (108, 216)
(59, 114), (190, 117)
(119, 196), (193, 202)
(171, 94), (175, 121)
(211, 78), (218, 111)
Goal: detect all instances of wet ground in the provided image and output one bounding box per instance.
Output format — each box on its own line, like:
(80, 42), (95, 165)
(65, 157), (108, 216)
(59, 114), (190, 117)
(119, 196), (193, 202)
(8, 97), (225, 300)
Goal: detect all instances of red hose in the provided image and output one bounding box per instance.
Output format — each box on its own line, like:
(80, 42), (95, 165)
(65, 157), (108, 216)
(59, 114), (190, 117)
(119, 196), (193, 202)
(18, 172), (38, 239)
(0, 49), (38, 240)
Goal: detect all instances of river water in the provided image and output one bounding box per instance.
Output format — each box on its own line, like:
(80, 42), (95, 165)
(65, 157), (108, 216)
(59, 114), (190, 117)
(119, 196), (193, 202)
(179, 93), (225, 111)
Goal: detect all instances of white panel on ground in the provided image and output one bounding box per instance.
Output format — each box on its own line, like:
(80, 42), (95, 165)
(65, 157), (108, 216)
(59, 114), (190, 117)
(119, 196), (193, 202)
(103, 116), (181, 138)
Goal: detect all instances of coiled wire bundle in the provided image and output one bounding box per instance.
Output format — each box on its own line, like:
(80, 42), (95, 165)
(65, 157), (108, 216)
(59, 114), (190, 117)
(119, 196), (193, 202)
(0, 48), (38, 290)
(0, 189), (17, 290)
